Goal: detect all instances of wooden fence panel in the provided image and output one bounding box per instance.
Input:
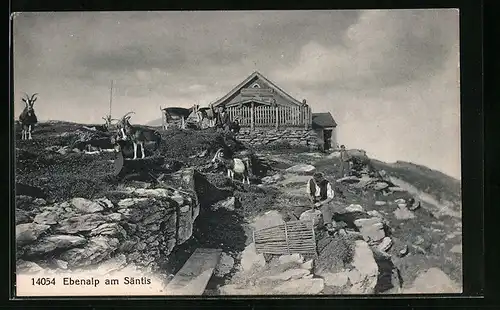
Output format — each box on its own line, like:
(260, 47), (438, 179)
(253, 220), (317, 256)
(227, 104), (312, 129)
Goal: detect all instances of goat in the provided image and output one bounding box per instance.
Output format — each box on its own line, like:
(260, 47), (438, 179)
(19, 93), (38, 140)
(161, 106), (196, 130)
(197, 104), (218, 128)
(211, 147), (250, 184)
(118, 111), (162, 160)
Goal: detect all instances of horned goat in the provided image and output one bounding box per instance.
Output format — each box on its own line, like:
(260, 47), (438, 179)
(118, 111), (162, 160)
(19, 93), (39, 140)
(211, 148), (250, 184)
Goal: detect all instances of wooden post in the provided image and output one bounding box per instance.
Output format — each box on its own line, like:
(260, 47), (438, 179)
(275, 105), (279, 130)
(250, 102), (255, 131)
(109, 80), (113, 117)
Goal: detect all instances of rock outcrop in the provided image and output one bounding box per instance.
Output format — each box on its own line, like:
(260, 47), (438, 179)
(16, 182), (200, 273)
(236, 129), (319, 150)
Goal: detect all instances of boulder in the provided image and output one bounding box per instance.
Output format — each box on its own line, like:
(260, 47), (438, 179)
(261, 268), (310, 281)
(394, 206), (415, 220)
(372, 182), (389, 191)
(377, 237), (393, 252)
(24, 235), (87, 256)
(348, 240), (379, 294)
(252, 210), (285, 230)
(57, 213), (108, 234)
(262, 173), (285, 184)
(272, 278), (324, 295)
(214, 252), (235, 278)
(89, 223), (127, 240)
(285, 164), (316, 175)
(353, 218), (386, 243)
(59, 236), (120, 268)
(367, 210), (384, 219)
(404, 268), (461, 293)
(16, 209), (31, 225)
(95, 198), (114, 210)
(345, 204), (364, 213)
(299, 209), (324, 228)
(107, 213), (124, 222)
(322, 271), (349, 287)
(450, 244), (462, 254)
(93, 254), (128, 275)
(33, 208), (72, 225)
(278, 253), (304, 265)
(301, 259), (314, 271)
(55, 259), (69, 270)
(17, 260), (43, 274)
(389, 187), (405, 192)
(70, 198), (104, 213)
(337, 176), (360, 184)
(239, 243), (266, 273)
(214, 196), (238, 211)
(131, 188), (169, 197)
(374, 201), (387, 206)
(117, 197), (150, 209)
(16, 223), (50, 246)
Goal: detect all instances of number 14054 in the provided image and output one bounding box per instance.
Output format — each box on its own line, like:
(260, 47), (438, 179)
(31, 277), (56, 285)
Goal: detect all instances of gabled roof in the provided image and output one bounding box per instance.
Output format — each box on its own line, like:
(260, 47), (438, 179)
(212, 71), (303, 107)
(312, 112), (337, 129)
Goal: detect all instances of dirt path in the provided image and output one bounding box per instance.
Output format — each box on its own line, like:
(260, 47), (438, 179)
(388, 176), (461, 219)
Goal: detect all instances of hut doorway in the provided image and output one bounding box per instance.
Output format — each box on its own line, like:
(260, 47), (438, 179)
(323, 129), (333, 151)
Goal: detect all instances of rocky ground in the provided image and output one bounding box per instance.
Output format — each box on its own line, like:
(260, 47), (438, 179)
(15, 121), (462, 295)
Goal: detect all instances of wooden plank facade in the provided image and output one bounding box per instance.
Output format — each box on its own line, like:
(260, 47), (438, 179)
(211, 71), (313, 130)
(226, 104), (312, 130)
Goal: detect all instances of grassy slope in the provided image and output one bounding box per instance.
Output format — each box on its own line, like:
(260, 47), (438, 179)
(15, 121), (463, 290)
(371, 159), (462, 211)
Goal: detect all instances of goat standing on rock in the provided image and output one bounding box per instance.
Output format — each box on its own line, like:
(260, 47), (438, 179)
(118, 111), (162, 160)
(212, 148), (250, 184)
(19, 93), (38, 140)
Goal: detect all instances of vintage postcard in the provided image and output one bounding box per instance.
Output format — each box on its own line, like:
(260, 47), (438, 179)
(12, 9), (462, 297)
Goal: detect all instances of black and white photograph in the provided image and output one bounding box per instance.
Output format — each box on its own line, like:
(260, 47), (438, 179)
(13, 9), (462, 296)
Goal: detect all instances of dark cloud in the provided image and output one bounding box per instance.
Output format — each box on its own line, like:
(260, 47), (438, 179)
(79, 44), (188, 74)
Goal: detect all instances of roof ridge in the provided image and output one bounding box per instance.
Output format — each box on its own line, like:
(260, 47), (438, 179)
(212, 71), (303, 107)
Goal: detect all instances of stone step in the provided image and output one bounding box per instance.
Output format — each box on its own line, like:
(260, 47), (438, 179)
(165, 248), (222, 295)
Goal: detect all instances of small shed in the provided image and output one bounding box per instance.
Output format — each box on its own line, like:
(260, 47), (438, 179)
(312, 112), (338, 151)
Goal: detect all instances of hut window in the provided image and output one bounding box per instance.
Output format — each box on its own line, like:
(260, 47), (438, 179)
(251, 83), (260, 88)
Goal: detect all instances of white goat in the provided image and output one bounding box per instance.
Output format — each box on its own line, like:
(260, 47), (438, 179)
(211, 148), (250, 184)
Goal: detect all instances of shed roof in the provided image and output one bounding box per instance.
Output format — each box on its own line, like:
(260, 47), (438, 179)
(312, 112), (337, 129)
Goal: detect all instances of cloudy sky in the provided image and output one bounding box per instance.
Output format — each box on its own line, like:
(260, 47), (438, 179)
(12, 10), (461, 179)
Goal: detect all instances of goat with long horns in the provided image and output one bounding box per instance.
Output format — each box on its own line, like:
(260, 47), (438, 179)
(19, 93), (39, 140)
(117, 111), (162, 160)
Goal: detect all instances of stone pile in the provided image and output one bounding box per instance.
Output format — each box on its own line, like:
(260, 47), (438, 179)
(15, 185), (200, 274)
(236, 129), (319, 150)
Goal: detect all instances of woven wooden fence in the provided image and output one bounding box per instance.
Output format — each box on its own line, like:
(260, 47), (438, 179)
(252, 220), (317, 256)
